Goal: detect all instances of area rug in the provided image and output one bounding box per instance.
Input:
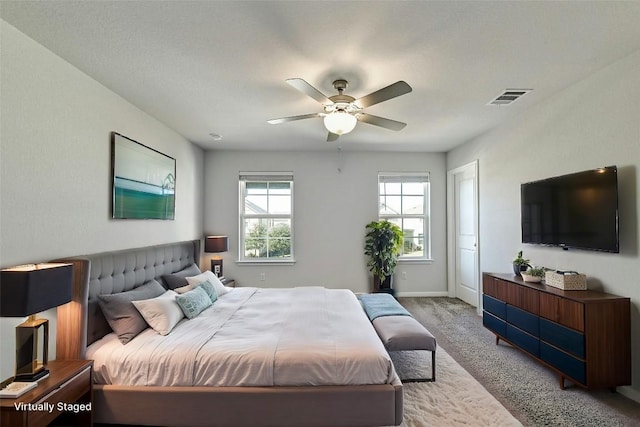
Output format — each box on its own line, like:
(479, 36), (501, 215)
(399, 297), (640, 427)
(390, 348), (521, 426)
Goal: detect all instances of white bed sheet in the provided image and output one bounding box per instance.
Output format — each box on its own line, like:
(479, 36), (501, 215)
(87, 287), (395, 387)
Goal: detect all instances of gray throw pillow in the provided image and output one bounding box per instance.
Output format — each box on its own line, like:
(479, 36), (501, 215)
(161, 263), (202, 290)
(98, 280), (166, 344)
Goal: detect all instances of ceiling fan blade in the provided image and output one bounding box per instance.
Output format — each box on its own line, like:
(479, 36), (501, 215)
(286, 78), (334, 105)
(354, 81), (412, 109)
(327, 132), (340, 142)
(267, 113), (321, 125)
(357, 113), (407, 131)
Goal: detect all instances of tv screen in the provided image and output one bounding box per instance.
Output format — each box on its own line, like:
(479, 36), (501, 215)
(521, 166), (619, 253)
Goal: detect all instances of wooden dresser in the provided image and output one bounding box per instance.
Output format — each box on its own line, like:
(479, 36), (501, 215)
(482, 273), (630, 389)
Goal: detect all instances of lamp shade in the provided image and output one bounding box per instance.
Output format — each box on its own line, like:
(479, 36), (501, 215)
(324, 111), (357, 135)
(0, 263), (73, 317)
(205, 236), (229, 253)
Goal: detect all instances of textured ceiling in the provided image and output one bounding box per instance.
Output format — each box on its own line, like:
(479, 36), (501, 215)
(2, 1), (640, 152)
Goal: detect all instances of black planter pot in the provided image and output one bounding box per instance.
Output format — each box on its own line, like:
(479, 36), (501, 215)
(373, 275), (393, 292)
(513, 263), (528, 277)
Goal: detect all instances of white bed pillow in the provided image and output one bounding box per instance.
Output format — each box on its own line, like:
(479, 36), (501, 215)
(132, 290), (184, 335)
(186, 270), (228, 296)
(173, 284), (192, 294)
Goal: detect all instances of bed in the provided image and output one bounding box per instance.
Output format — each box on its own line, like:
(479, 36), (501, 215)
(55, 240), (403, 426)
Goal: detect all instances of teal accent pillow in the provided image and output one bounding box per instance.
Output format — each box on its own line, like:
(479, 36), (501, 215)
(196, 280), (218, 303)
(176, 286), (212, 319)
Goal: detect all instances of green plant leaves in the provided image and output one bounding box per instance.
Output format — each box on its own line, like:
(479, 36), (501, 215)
(364, 220), (403, 282)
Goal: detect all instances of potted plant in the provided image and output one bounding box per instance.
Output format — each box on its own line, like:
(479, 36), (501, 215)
(512, 251), (531, 277)
(521, 266), (545, 283)
(364, 220), (403, 293)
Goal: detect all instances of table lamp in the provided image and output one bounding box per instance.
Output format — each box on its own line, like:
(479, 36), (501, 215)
(205, 236), (228, 278)
(0, 263), (73, 382)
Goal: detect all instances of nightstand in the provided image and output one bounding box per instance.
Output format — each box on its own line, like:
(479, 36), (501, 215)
(221, 277), (236, 287)
(1, 359), (92, 427)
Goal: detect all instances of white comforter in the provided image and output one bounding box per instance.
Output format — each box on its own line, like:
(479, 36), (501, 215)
(87, 287), (396, 387)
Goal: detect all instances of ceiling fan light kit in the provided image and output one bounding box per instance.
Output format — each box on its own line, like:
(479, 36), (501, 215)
(268, 78), (412, 141)
(324, 110), (357, 135)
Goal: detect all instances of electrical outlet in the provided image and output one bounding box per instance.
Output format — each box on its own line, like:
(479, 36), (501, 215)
(260, 272), (266, 281)
(401, 271), (407, 280)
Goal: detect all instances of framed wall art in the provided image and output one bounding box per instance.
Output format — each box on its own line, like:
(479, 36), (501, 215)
(111, 132), (176, 220)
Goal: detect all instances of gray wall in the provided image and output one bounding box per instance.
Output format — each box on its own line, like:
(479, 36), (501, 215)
(0, 21), (205, 380)
(204, 150), (447, 296)
(447, 49), (640, 400)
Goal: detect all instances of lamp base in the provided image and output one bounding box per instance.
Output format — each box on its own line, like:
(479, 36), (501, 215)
(15, 317), (49, 383)
(14, 368), (49, 382)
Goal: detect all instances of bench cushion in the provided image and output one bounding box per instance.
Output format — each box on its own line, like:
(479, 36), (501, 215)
(373, 316), (437, 352)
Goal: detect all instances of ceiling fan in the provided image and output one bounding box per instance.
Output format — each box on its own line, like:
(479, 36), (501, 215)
(267, 78), (412, 142)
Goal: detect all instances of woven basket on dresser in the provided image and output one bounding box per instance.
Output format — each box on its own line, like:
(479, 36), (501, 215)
(545, 271), (587, 290)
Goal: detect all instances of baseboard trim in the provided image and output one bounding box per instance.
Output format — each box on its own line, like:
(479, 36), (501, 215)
(618, 385), (640, 404)
(396, 291), (449, 298)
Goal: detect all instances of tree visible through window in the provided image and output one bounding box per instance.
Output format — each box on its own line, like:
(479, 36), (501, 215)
(239, 174), (293, 261)
(378, 173), (430, 259)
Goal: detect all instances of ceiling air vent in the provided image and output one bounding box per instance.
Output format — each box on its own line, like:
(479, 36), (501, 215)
(487, 89), (532, 106)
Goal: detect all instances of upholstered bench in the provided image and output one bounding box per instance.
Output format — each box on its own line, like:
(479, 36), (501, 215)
(358, 293), (437, 382)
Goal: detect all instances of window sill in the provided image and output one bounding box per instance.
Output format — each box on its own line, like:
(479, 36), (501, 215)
(236, 259), (296, 266)
(398, 258), (433, 264)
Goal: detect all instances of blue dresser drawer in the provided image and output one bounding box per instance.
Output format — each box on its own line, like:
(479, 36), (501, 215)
(483, 294), (506, 320)
(483, 311), (506, 337)
(539, 318), (585, 359)
(540, 342), (586, 385)
(506, 305), (539, 337)
(506, 324), (540, 357)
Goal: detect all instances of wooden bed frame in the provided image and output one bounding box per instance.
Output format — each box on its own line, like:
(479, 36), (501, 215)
(55, 240), (403, 426)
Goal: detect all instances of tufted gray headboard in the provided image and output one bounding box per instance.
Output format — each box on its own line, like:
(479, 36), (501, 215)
(55, 240), (200, 359)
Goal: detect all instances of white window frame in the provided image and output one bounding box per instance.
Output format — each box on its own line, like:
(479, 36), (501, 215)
(238, 172), (295, 264)
(378, 172), (431, 261)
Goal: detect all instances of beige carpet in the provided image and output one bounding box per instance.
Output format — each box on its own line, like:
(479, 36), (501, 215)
(390, 348), (521, 427)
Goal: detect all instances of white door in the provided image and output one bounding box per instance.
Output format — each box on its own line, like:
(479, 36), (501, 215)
(447, 161), (479, 307)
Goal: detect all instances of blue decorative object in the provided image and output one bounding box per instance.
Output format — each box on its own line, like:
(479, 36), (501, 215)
(176, 286), (212, 319)
(358, 293), (411, 321)
(196, 280), (218, 303)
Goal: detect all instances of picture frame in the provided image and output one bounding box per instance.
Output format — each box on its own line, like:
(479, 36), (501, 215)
(111, 132), (176, 220)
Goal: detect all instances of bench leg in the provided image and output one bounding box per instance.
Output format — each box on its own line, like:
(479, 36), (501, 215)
(432, 349), (436, 382)
(399, 349), (436, 383)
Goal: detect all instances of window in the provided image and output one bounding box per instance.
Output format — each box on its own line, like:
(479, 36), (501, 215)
(378, 173), (430, 259)
(239, 173), (293, 262)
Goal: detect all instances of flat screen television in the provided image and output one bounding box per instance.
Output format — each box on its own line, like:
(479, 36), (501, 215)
(521, 166), (619, 253)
